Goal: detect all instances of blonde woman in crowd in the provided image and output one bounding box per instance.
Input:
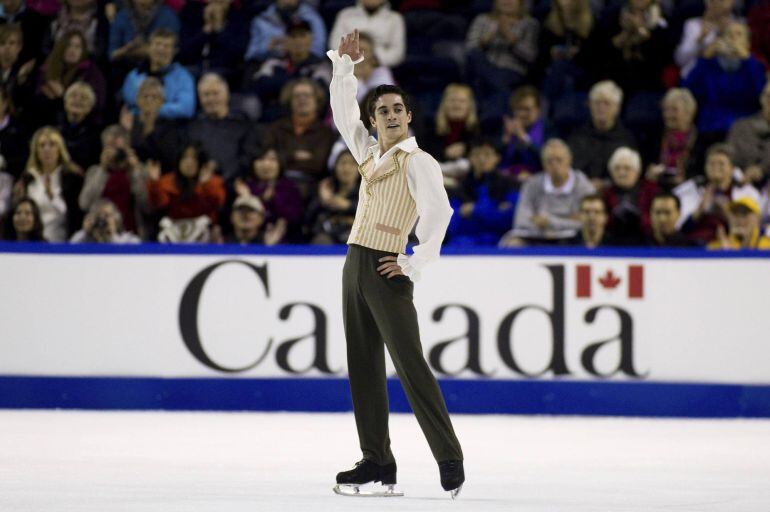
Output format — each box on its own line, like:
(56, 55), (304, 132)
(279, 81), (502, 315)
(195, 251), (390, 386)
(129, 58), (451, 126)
(427, 83), (479, 182)
(13, 126), (84, 241)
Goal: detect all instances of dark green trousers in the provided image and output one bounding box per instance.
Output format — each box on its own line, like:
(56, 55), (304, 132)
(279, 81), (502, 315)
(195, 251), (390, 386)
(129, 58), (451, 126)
(342, 244), (463, 465)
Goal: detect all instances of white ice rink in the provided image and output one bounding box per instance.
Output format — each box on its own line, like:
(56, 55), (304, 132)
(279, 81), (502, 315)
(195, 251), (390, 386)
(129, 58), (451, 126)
(1, 410), (769, 512)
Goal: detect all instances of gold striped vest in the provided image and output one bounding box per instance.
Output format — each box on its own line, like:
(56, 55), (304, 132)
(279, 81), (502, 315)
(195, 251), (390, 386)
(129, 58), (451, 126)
(347, 148), (420, 253)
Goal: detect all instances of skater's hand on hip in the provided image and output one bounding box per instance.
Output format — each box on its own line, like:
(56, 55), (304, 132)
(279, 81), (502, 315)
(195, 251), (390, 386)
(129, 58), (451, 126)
(338, 30), (364, 61)
(377, 256), (405, 279)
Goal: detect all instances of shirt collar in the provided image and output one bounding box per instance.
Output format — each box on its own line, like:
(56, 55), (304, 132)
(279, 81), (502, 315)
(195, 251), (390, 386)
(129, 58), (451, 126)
(544, 169), (575, 194)
(371, 136), (417, 161)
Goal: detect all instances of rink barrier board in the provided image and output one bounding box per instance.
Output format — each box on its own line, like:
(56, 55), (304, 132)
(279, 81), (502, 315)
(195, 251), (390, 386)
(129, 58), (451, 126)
(2, 243), (769, 417)
(1, 376), (769, 418)
(2, 241), (770, 258)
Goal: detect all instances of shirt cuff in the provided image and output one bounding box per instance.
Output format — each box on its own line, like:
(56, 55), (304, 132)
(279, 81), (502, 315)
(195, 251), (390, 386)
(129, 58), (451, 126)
(326, 50), (364, 75)
(397, 253), (421, 282)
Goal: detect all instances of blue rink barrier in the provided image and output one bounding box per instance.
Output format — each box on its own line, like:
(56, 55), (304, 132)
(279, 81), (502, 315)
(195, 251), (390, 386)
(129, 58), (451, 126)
(1, 376), (769, 418)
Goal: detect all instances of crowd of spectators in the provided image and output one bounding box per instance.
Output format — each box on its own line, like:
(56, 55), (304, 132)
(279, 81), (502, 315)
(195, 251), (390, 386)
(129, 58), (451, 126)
(0, 0), (769, 250)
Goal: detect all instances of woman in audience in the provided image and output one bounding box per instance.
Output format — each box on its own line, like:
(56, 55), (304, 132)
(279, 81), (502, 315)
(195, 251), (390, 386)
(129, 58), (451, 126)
(674, 142), (760, 244)
(500, 85), (550, 185)
(306, 150), (359, 245)
(235, 147), (303, 243)
(37, 30), (107, 124)
(147, 142), (226, 242)
(1, 196), (45, 241)
(14, 126), (83, 242)
(426, 83), (479, 184)
(56, 81), (102, 170)
(48, 0), (110, 61)
(603, 146), (659, 245)
(646, 88), (700, 190)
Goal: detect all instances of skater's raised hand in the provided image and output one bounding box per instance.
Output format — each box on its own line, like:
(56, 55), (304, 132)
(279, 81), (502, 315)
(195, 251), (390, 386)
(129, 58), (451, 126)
(338, 29), (364, 61)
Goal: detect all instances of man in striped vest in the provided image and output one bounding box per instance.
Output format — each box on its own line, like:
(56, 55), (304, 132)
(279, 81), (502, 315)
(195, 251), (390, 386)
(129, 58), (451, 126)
(328, 30), (465, 498)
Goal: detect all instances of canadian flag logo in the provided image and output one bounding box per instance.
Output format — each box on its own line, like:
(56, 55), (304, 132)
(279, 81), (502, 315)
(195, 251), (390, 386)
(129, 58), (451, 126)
(576, 264), (644, 299)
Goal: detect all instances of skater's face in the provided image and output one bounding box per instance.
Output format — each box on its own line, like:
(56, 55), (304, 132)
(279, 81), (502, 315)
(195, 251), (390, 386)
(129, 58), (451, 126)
(370, 93), (412, 146)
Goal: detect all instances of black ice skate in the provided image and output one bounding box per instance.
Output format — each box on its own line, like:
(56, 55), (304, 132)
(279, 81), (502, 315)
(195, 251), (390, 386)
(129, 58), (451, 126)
(333, 459), (402, 497)
(439, 459), (465, 499)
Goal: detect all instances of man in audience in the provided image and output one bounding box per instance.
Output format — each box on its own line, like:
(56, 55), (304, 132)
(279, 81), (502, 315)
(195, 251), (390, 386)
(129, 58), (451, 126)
(567, 80), (637, 187)
(187, 73), (261, 183)
(500, 138), (594, 246)
(645, 192), (696, 247)
(227, 194), (285, 245)
(245, 0), (326, 62)
(727, 82), (770, 186)
(708, 196), (770, 249)
(70, 198), (141, 243)
(122, 28), (196, 120)
(264, 77), (334, 195)
(569, 193), (615, 248)
(249, 20), (331, 115)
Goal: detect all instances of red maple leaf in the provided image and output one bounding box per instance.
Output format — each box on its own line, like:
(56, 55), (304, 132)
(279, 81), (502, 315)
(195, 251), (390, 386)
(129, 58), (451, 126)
(598, 270), (621, 289)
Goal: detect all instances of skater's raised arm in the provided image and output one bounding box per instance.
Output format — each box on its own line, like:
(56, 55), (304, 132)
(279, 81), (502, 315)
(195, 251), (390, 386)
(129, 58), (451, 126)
(327, 30), (377, 165)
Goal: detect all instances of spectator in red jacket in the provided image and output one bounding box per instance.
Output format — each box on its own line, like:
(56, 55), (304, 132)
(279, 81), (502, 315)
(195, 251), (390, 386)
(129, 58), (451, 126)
(602, 146), (659, 245)
(147, 142), (226, 232)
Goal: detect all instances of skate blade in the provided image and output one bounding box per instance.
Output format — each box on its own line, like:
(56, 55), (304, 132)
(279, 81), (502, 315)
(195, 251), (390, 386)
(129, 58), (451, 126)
(333, 484), (403, 497)
(450, 484), (463, 499)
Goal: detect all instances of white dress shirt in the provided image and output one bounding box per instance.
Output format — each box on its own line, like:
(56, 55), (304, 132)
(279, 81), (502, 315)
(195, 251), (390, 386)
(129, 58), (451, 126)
(327, 49), (453, 281)
(26, 166), (68, 242)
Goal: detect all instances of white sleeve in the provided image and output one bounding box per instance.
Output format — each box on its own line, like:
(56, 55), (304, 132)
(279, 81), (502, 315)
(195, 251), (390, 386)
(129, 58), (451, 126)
(327, 50), (377, 165)
(397, 152), (454, 282)
(675, 19), (716, 75)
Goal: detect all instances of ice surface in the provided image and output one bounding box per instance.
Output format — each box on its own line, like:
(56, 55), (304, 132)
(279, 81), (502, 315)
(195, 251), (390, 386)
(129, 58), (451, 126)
(1, 410), (768, 512)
